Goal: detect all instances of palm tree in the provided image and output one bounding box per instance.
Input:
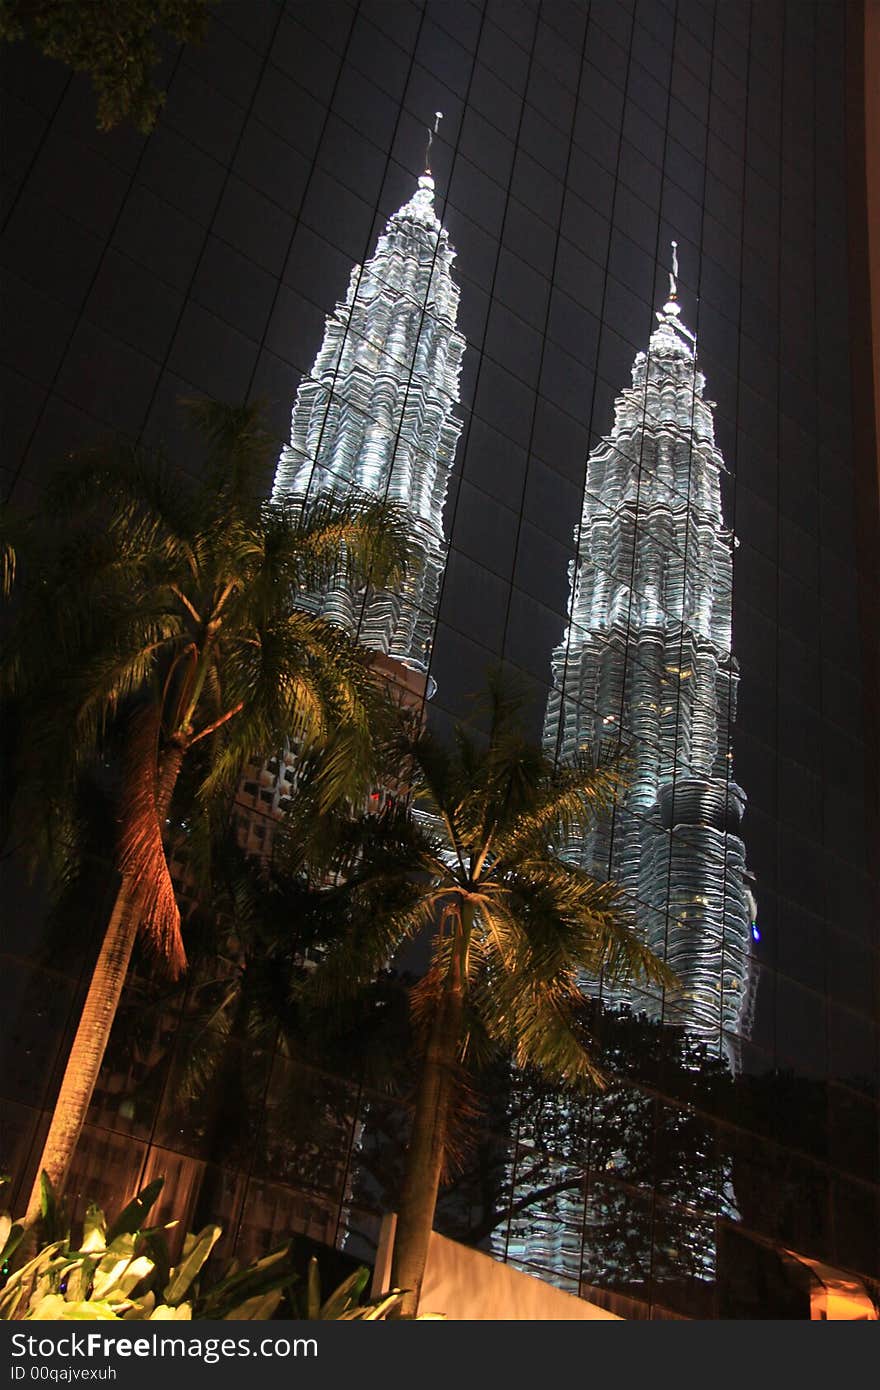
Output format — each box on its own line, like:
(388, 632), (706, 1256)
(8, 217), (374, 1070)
(292, 679), (674, 1315)
(1, 399), (410, 1222)
(147, 828), (416, 1233)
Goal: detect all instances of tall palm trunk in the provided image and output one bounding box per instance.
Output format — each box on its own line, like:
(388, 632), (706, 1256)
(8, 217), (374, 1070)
(391, 951), (464, 1316)
(25, 738), (185, 1224)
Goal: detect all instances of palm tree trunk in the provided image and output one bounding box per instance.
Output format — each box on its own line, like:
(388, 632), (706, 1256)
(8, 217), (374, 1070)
(391, 963), (464, 1316)
(24, 876), (145, 1223)
(25, 740), (185, 1224)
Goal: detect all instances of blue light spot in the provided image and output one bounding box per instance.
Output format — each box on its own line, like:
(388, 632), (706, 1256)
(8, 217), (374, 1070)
(751, 922), (761, 942)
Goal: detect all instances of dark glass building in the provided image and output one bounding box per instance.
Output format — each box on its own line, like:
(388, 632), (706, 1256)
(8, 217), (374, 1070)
(1, 0), (878, 1318)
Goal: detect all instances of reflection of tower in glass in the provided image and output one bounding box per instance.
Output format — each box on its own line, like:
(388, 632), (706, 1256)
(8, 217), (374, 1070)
(544, 254), (755, 1068)
(271, 167), (465, 674)
(235, 160), (464, 859)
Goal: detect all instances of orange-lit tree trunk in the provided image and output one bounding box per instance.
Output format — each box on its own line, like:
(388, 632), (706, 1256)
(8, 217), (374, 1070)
(391, 909), (467, 1317)
(25, 735), (186, 1224)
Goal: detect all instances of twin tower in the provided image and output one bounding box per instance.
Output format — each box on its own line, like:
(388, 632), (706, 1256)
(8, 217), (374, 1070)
(269, 166), (755, 1063)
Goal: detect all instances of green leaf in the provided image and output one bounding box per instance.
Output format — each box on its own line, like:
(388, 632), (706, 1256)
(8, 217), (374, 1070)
(107, 1178), (164, 1243)
(222, 1290), (284, 1320)
(319, 1266), (370, 1320)
(106, 1255), (155, 1300)
(122, 1291), (155, 1320)
(340, 1291), (402, 1320)
(63, 1258), (97, 1303)
(90, 1240), (142, 1300)
(81, 1202), (107, 1253)
(38, 1171), (67, 1243)
(0, 1216), (24, 1265)
(0, 1241), (66, 1319)
(195, 1244), (294, 1321)
(137, 1227), (172, 1298)
(148, 1303), (192, 1321)
(163, 1225), (221, 1305)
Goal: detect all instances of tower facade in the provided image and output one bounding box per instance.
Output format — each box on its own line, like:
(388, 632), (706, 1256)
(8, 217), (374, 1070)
(544, 266), (755, 1061)
(234, 167), (466, 860)
(271, 170), (466, 673)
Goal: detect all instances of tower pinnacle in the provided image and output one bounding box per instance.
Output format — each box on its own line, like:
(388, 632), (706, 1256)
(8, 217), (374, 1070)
(424, 111), (443, 174)
(272, 159), (465, 668)
(649, 238), (695, 357)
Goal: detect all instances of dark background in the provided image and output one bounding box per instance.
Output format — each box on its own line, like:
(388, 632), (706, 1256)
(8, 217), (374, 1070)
(1, 0), (877, 1317)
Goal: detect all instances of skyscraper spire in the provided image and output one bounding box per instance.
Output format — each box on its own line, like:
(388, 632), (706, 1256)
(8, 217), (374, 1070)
(272, 158), (466, 672)
(424, 110), (443, 174)
(544, 269), (755, 1067)
(668, 238), (679, 301)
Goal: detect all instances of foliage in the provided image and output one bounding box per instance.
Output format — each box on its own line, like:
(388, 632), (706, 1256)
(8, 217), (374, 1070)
(88, 832), (417, 1195)
(0, 1), (212, 133)
(295, 675), (674, 1095)
(288, 1257), (441, 1321)
(1, 396), (410, 1216)
(2, 397), (410, 976)
(0, 1177), (431, 1320)
(433, 1007), (735, 1292)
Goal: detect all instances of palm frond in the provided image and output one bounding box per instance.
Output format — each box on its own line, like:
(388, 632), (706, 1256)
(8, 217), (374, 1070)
(0, 501), (20, 599)
(474, 962), (606, 1092)
(494, 751), (626, 861)
(195, 612), (381, 807)
(181, 397), (275, 510)
(279, 487), (411, 594)
(307, 887), (434, 1006)
(117, 706), (185, 977)
(45, 441), (201, 563)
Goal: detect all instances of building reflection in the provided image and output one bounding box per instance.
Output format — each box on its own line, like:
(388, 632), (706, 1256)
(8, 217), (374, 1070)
(543, 257), (756, 1065)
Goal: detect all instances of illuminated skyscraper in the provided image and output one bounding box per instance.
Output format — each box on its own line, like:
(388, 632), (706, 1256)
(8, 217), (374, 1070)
(271, 157), (465, 673)
(235, 154), (465, 857)
(544, 252), (755, 1064)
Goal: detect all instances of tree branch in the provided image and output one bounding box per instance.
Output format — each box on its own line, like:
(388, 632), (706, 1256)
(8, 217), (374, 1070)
(169, 585), (202, 625)
(188, 701), (244, 746)
(464, 1173), (585, 1246)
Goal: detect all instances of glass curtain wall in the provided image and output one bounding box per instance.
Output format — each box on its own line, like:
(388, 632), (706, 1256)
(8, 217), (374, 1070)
(1, 0), (877, 1318)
